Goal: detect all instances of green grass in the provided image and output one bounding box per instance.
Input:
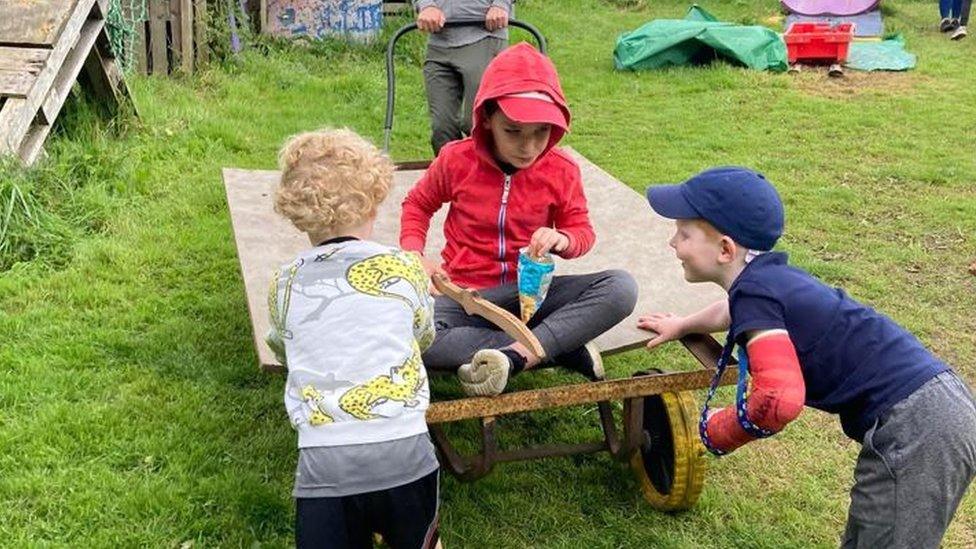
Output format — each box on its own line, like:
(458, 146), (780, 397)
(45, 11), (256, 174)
(1, 0), (974, 546)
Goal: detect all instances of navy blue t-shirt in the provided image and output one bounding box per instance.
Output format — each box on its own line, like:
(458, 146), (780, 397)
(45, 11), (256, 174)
(728, 252), (947, 442)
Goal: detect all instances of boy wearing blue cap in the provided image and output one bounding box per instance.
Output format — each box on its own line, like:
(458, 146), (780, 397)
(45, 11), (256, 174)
(639, 167), (976, 548)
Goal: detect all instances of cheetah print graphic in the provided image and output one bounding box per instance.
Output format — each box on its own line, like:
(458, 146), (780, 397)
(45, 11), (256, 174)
(301, 385), (336, 426)
(338, 341), (425, 420)
(346, 252), (431, 335)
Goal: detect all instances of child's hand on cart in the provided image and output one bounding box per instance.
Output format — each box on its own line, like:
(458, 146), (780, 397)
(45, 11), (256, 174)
(637, 312), (687, 349)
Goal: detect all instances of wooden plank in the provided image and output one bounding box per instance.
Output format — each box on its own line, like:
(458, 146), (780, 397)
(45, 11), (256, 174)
(77, 24), (136, 118)
(0, 48), (50, 73)
(221, 151), (724, 371)
(18, 114), (50, 166)
(149, 0), (169, 74)
(0, 0), (96, 155)
(0, 47), (49, 98)
(25, 19), (103, 165)
(92, 30), (127, 106)
(0, 73), (38, 100)
(80, 42), (120, 115)
(181, 0), (194, 73)
(169, 0), (183, 68)
(0, 98), (28, 154)
(136, 21), (149, 74)
(0, 0), (80, 47)
(194, 0), (208, 65)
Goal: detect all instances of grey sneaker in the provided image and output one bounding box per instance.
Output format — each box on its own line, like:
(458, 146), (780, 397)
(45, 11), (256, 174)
(940, 17), (955, 32)
(951, 25), (968, 40)
(458, 349), (510, 396)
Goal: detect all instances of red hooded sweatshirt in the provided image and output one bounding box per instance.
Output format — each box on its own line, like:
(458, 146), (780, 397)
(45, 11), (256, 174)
(399, 43), (595, 290)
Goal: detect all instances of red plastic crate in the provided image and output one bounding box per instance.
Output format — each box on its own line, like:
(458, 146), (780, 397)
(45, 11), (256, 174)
(784, 22), (855, 64)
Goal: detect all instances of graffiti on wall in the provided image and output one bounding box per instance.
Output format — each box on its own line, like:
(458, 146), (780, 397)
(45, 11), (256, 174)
(268, 0), (383, 41)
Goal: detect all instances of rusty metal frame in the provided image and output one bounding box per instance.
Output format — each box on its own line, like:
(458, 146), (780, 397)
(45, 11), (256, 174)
(427, 333), (738, 481)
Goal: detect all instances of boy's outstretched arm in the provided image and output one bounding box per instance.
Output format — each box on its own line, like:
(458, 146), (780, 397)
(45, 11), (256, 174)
(638, 299), (730, 349)
(703, 329), (805, 455)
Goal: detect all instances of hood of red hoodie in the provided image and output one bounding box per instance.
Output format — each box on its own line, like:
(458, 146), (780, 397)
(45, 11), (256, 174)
(471, 43), (571, 165)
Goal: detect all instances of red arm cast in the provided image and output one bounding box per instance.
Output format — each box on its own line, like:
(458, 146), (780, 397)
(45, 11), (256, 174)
(705, 331), (805, 453)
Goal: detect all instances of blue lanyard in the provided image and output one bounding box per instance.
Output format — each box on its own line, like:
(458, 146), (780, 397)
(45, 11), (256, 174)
(699, 333), (774, 456)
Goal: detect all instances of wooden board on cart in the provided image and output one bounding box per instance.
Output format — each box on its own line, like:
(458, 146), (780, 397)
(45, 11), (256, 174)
(222, 148), (725, 372)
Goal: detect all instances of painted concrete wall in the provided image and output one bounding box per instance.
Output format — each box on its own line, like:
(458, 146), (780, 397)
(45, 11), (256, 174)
(268, 0), (383, 41)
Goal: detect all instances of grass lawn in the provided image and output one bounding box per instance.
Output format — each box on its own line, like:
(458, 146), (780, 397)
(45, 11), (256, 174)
(1, 0), (974, 546)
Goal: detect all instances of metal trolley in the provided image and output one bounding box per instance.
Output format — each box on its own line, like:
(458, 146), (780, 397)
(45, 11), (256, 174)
(378, 20), (738, 511)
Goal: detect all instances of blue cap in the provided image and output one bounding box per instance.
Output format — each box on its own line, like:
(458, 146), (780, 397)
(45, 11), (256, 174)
(645, 167), (784, 251)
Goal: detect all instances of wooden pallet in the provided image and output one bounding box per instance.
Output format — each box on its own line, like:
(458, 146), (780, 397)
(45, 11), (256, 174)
(126, 0), (209, 75)
(0, 0), (131, 165)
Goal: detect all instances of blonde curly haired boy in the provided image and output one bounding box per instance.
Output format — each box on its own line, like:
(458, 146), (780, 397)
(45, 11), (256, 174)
(274, 128), (393, 243)
(267, 129), (442, 549)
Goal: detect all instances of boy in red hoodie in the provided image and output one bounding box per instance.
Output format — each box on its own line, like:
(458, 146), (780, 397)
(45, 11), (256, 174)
(400, 43), (638, 396)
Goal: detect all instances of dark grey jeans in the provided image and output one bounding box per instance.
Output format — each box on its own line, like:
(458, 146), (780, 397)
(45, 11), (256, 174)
(422, 270), (638, 371)
(423, 37), (506, 155)
(842, 371), (976, 548)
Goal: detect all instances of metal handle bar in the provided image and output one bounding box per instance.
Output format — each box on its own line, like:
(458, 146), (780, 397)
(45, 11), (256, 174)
(383, 19), (548, 152)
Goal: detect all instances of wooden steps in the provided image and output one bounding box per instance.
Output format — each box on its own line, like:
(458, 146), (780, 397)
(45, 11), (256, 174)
(0, 0), (131, 165)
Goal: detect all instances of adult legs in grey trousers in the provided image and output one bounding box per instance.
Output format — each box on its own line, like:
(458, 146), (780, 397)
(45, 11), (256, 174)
(423, 37), (506, 155)
(422, 270), (638, 372)
(842, 371), (976, 548)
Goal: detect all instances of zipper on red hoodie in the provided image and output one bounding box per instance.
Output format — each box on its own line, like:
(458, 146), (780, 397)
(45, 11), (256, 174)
(497, 174), (512, 285)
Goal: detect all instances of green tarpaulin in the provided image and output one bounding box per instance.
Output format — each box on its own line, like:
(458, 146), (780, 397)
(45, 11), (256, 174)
(846, 34), (916, 71)
(614, 6), (788, 72)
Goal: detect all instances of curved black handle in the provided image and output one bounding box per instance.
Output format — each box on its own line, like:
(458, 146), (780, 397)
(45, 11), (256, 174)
(383, 19), (548, 152)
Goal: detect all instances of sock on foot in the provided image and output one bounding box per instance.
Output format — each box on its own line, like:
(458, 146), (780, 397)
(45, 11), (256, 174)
(500, 349), (527, 375)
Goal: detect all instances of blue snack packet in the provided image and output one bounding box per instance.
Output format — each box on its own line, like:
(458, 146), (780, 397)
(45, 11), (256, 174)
(517, 247), (555, 322)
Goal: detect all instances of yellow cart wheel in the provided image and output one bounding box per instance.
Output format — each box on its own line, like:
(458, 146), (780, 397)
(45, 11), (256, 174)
(629, 371), (706, 511)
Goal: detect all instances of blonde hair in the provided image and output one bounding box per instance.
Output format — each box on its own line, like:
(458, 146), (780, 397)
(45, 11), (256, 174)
(274, 129), (393, 237)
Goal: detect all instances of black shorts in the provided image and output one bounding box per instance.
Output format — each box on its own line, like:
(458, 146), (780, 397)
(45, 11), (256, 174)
(295, 469), (439, 549)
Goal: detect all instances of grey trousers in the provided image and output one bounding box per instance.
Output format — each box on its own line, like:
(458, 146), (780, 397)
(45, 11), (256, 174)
(423, 37), (506, 155)
(422, 270), (638, 372)
(842, 371), (976, 549)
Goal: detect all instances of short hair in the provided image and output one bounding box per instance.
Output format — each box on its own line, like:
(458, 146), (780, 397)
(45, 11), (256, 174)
(483, 99), (498, 117)
(274, 129), (393, 237)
